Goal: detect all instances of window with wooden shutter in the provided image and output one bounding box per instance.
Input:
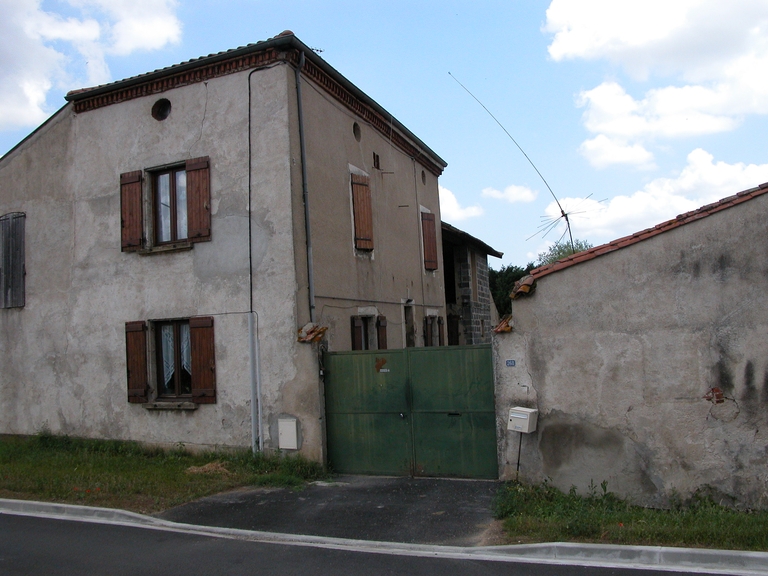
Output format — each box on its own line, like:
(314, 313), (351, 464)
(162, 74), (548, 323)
(421, 212), (438, 270)
(351, 173), (373, 250)
(190, 316), (216, 404)
(120, 171), (143, 251)
(186, 157), (211, 242)
(125, 321), (149, 403)
(438, 317), (445, 346)
(376, 316), (387, 350)
(0, 212), (25, 309)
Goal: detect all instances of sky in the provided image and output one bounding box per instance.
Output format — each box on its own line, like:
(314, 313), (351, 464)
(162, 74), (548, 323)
(3, 0), (768, 268)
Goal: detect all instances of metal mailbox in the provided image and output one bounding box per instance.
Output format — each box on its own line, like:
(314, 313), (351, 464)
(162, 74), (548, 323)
(508, 407), (538, 433)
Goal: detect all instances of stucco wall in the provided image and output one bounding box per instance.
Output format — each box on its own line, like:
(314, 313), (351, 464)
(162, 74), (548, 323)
(297, 74), (446, 350)
(0, 64), (323, 458)
(495, 193), (768, 507)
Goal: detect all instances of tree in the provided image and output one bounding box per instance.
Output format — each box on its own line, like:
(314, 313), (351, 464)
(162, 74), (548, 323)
(489, 262), (535, 316)
(536, 239), (593, 266)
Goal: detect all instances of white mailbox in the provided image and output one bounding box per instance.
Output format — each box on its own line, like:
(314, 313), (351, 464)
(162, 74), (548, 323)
(508, 407), (538, 433)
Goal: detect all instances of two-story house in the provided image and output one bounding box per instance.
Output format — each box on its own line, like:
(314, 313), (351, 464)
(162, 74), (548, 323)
(0, 31), (448, 462)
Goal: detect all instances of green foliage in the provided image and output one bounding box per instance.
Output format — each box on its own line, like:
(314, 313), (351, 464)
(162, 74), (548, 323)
(0, 433), (327, 513)
(494, 480), (768, 550)
(489, 262), (535, 316)
(536, 239), (593, 266)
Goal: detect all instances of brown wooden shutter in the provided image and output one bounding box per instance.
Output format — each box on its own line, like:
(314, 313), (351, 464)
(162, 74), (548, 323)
(351, 174), (373, 250)
(421, 212), (438, 270)
(376, 316), (387, 350)
(351, 316), (364, 350)
(438, 317), (445, 347)
(190, 316), (216, 403)
(424, 317), (433, 347)
(125, 321), (148, 403)
(186, 157), (211, 242)
(120, 171), (143, 251)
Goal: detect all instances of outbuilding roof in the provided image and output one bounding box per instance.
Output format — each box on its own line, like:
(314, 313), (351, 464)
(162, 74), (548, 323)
(441, 221), (503, 258)
(530, 181), (768, 281)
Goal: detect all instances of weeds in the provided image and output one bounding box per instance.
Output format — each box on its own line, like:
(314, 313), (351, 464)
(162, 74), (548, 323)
(0, 433), (327, 514)
(494, 480), (768, 551)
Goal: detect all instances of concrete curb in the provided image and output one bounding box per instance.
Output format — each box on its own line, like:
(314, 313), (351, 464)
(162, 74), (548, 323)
(2, 498), (768, 575)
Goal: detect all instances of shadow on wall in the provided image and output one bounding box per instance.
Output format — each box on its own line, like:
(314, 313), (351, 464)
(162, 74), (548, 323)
(538, 411), (660, 503)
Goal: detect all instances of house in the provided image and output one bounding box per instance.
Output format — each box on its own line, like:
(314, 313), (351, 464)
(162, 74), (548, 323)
(495, 182), (768, 507)
(0, 31), (449, 460)
(441, 222), (503, 345)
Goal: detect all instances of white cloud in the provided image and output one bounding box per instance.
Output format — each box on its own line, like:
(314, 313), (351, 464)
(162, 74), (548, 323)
(0, 0), (180, 131)
(545, 0), (768, 163)
(544, 149), (768, 241)
(439, 186), (484, 222)
(482, 185), (538, 203)
(579, 134), (655, 169)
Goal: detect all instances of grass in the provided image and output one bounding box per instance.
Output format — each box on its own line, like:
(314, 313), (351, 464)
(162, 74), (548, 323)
(0, 433), (326, 514)
(494, 479), (768, 551)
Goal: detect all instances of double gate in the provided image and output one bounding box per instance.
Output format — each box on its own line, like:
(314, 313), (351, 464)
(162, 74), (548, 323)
(323, 345), (497, 479)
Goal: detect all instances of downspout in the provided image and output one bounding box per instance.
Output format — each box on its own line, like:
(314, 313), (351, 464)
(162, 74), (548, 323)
(295, 51), (316, 323)
(248, 68), (264, 454)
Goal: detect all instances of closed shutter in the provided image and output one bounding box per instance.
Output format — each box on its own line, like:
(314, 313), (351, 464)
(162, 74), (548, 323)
(120, 171), (143, 251)
(421, 212), (438, 270)
(190, 316), (216, 403)
(351, 174), (373, 250)
(351, 316), (364, 350)
(424, 317), (433, 347)
(376, 316), (387, 350)
(186, 157), (211, 242)
(125, 321), (148, 403)
(438, 317), (445, 346)
(0, 212), (25, 309)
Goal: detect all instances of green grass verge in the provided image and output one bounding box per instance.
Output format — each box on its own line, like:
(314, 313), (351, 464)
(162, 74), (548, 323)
(0, 433), (326, 514)
(495, 480), (768, 551)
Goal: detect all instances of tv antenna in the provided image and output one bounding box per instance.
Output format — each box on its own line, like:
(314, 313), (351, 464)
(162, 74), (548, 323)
(449, 72), (574, 252)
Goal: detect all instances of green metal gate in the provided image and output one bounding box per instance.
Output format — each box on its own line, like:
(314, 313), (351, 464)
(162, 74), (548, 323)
(323, 345), (497, 479)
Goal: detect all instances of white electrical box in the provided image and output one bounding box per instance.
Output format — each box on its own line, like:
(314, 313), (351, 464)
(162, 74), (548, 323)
(508, 407), (538, 433)
(278, 417), (299, 450)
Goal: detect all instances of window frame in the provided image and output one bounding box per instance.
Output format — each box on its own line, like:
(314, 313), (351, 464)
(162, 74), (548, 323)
(421, 211), (438, 271)
(154, 319), (193, 399)
(351, 172), (373, 251)
(0, 212), (25, 309)
(152, 165), (188, 246)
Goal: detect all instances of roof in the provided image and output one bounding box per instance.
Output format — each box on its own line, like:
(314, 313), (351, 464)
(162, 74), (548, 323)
(441, 221), (503, 258)
(531, 181), (768, 281)
(64, 31), (447, 176)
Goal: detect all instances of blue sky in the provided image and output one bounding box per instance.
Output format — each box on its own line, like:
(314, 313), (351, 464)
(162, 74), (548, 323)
(3, 0), (768, 267)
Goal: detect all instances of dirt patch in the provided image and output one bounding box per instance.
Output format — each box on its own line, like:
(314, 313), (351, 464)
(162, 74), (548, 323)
(185, 461), (231, 475)
(477, 520), (511, 546)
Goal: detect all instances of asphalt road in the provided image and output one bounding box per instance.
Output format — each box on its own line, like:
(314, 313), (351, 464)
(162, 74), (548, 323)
(0, 514), (677, 576)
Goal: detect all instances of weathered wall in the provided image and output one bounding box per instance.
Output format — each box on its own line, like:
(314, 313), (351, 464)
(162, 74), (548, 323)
(495, 193), (768, 507)
(0, 64), (323, 458)
(297, 74), (446, 350)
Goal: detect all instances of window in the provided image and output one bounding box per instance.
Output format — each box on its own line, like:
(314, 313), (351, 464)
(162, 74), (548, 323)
(351, 315), (387, 350)
(423, 316), (443, 347)
(421, 212), (438, 271)
(120, 156), (211, 252)
(351, 173), (373, 251)
(124, 316), (216, 404)
(0, 212), (25, 309)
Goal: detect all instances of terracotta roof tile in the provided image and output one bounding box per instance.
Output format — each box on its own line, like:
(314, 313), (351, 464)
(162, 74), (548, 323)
(530, 181), (768, 281)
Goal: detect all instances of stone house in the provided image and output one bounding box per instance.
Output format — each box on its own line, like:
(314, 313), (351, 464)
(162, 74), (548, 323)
(495, 182), (768, 507)
(441, 222), (503, 345)
(0, 32), (449, 459)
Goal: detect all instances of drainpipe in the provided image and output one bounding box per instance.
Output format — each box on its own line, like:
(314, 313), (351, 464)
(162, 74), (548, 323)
(248, 67), (264, 454)
(295, 51), (316, 323)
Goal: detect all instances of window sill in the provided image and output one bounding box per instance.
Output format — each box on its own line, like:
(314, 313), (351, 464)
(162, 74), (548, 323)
(144, 401), (198, 411)
(138, 242), (193, 255)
